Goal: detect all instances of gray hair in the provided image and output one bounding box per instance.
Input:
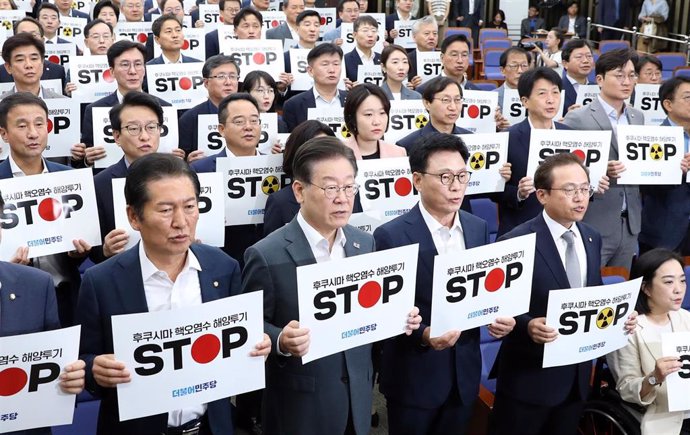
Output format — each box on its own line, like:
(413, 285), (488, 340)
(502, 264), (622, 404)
(412, 15), (438, 35)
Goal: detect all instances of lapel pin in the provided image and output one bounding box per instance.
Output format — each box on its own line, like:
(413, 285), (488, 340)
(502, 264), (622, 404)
(353, 242), (360, 249)
(212, 281), (219, 288)
(588, 237), (592, 242)
(9, 293), (16, 301)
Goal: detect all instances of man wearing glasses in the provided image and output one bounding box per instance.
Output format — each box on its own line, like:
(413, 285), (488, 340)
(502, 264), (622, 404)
(83, 19), (115, 56)
(560, 39), (594, 116)
(374, 133), (515, 435)
(493, 46), (531, 108)
(415, 34), (478, 95)
(562, 49), (644, 270)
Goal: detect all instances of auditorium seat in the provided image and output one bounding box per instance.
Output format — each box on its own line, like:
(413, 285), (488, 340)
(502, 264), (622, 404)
(674, 66), (690, 78)
(656, 52), (688, 80)
(483, 48), (505, 80)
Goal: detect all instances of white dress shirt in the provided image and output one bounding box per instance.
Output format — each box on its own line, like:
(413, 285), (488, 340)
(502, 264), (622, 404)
(419, 201), (465, 254)
(162, 53), (183, 64)
(296, 210), (347, 262)
(542, 210), (588, 287)
(138, 242), (207, 427)
(313, 87), (342, 109)
(356, 46), (375, 66)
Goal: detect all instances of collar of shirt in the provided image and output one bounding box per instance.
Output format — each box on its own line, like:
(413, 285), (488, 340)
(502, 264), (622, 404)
(296, 210), (347, 261)
(418, 200), (464, 252)
(139, 241), (201, 283)
(396, 10), (412, 21)
(566, 72), (588, 87)
(45, 36), (59, 44)
(116, 90), (126, 103)
(667, 117), (690, 153)
(162, 53), (183, 64)
(225, 147), (260, 157)
(9, 153), (48, 177)
(543, 209), (581, 244)
(527, 116), (556, 130)
(356, 46), (375, 64)
(597, 94), (628, 124)
(313, 87), (341, 106)
(440, 70), (467, 88)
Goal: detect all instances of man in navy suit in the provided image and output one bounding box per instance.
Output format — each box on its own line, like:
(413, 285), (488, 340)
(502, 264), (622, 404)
(282, 43), (348, 132)
(37, 3), (77, 47)
(489, 153), (635, 435)
(384, 0), (415, 43)
(406, 16), (438, 90)
(639, 76), (690, 255)
(415, 34), (479, 95)
(147, 14), (202, 65)
(78, 153), (271, 435)
(344, 15), (381, 84)
(83, 19), (115, 56)
(205, 0), (241, 58)
(560, 39), (594, 116)
(454, 0), (484, 44)
(596, 0), (630, 41)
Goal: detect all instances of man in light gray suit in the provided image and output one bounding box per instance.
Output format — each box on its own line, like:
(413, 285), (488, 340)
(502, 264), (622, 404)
(266, 0), (304, 42)
(562, 49), (644, 270)
(242, 137), (421, 435)
(1, 33), (65, 100)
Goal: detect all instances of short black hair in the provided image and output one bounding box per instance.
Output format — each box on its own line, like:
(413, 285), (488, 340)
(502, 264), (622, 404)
(152, 13), (182, 37)
(84, 19), (114, 39)
(494, 9), (505, 21)
(631, 248), (685, 315)
(343, 83), (390, 137)
(381, 44), (407, 69)
(561, 38), (593, 62)
(125, 153), (201, 219)
(160, 0), (182, 12)
(441, 33), (470, 53)
(233, 7), (262, 27)
(283, 120), (335, 178)
(93, 0), (120, 21)
(109, 91), (164, 132)
(292, 136), (357, 183)
(296, 9), (320, 26)
(518, 67), (562, 98)
(217, 92), (260, 125)
(241, 70), (278, 111)
(595, 48), (638, 77)
(1, 33), (44, 64)
(353, 15), (377, 32)
(550, 27), (565, 49)
(499, 46), (530, 68)
(336, 0), (358, 13)
(307, 42), (343, 64)
(13, 17), (43, 36)
(409, 133), (469, 173)
(0, 92), (48, 129)
(659, 76), (690, 114)
(106, 40), (146, 68)
(421, 76), (463, 103)
(635, 54), (662, 74)
(202, 54), (240, 78)
(534, 152), (589, 190)
(37, 2), (60, 17)
(219, 0), (242, 10)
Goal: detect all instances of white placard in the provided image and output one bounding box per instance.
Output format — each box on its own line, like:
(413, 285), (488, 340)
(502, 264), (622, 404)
(460, 132), (509, 195)
(416, 51), (441, 84)
(308, 7), (336, 38)
(289, 48), (347, 91)
(146, 63), (206, 110)
(257, 112), (279, 155)
(220, 39), (285, 81)
(66, 0), (92, 16)
(0, 80), (62, 100)
(661, 332), (690, 412)
(112, 292), (265, 421)
(216, 154), (286, 225)
(616, 125), (684, 185)
(261, 10), (287, 32)
(0, 169), (101, 259)
(340, 13), (385, 54)
(348, 211), (384, 235)
(197, 113), (225, 155)
(199, 4), (220, 30)
(633, 83), (665, 126)
(44, 43), (77, 70)
(575, 84), (601, 107)
(0, 326), (80, 433)
(543, 278), (641, 368)
(307, 107), (348, 140)
(0, 10), (26, 32)
(116, 21), (154, 43)
(93, 106), (178, 168)
(44, 99), (81, 158)
(70, 55), (117, 104)
(356, 157), (418, 219)
(393, 20), (416, 49)
(458, 90), (498, 133)
(57, 16), (87, 50)
(357, 63), (384, 87)
(217, 24), (236, 46)
(526, 129), (612, 191)
(297, 244), (419, 363)
(501, 88), (566, 126)
(153, 27), (206, 61)
(384, 99), (427, 144)
(430, 234), (535, 336)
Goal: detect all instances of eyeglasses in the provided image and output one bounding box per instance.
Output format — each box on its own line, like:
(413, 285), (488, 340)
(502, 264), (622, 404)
(420, 171), (471, 185)
(229, 117), (261, 127)
(608, 72), (638, 83)
(116, 61), (145, 70)
(546, 185), (595, 198)
(433, 96), (462, 105)
(253, 87), (275, 95)
(88, 33), (112, 40)
(308, 182), (359, 199)
(207, 73), (239, 82)
(641, 70), (662, 78)
(224, 7), (240, 13)
(506, 63), (530, 71)
(120, 122), (161, 136)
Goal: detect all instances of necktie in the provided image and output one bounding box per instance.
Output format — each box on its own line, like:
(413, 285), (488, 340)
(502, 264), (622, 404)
(562, 230), (581, 288)
(46, 40), (53, 44)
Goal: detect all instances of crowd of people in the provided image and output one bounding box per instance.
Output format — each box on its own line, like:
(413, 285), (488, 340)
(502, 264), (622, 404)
(2, 0), (690, 434)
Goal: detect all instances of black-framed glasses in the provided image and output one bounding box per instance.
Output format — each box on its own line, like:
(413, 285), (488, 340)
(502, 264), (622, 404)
(120, 122), (161, 136)
(546, 185), (595, 198)
(308, 182), (359, 199)
(420, 171), (471, 185)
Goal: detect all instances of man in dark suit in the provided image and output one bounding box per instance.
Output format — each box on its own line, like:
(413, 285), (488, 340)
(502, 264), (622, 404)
(282, 43), (348, 132)
(406, 16), (438, 90)
(205, 0), (241, 58)
(266, 0), (304, 41)
(385, 0), (415, 42)
(84, 19), (115, 56)
(560, 39), (594, 116)
(490, 152), (608, 435)
(639, 76), (690, 255)
(0, 34), (66, 99)
(558, 0), (587, 39)
(178, 55), (239, 162)
(147, 14), (202, 65)
(415, 34), (479, 95)
(454, 0), (484, 45)
(596, 0), (631, 41)
(78, 153), (271, 435)
(37, 3), (78, 47)
(344, 15), (381, 84)
(243, 136), (420, 435)
(375, 133), (514, 435)
(520, 5), (545, 39)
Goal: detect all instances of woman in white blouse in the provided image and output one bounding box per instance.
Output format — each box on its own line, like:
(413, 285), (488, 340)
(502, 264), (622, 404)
(534, 28), (564, 76)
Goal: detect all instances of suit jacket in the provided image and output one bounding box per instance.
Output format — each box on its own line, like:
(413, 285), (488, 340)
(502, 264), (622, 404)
(494, 213), (603, 405)
(396, 122), (472, 153)
(596, 0), (631, 27)
(558, 14), (587, 39)
(0, 61), (67, 91)
(344, 49), (381, 83)
(78, 243), (240, 435)
(520, 17), (545, 37)
(282, 87), (348, 132)
(205, 29), (220, 58)
(89, 157), (128, 264)
(380, 81), (421, 100)
(342, 136), (406, 160)
(146, 54), (202, 65)
(263, 185), (299, 237)
(562, 99), (645, 243)
(561, 70), (578, 116)
(242, 218), (375, 435)
(178, 99), (219, 155)
(385, 11), (416, 33)
(498, 118), (571, 236)
(373, 205), (488, 409)
(607, 309), (690, 435)
(639, 118), (690, 250)
(266, 22), (293, 40)
(0, 86), (65, 100)
(455, 0), (485, 29)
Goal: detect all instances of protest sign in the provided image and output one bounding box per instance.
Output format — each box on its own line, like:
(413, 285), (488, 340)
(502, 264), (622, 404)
(617, 124), (684, 185)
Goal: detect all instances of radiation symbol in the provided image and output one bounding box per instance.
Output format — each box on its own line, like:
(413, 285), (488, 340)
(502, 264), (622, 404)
(340, 124), (352, 138)
(650, 143), (663, 160)
(1, 20), (11, 30)
(470, 152), (485, 170)
(71, 0), (78, 8)
(261, 175), (280, 195)
(62, 26), (73, 37)
(596, 307), (614, 329)
(415, 114), (428, 129)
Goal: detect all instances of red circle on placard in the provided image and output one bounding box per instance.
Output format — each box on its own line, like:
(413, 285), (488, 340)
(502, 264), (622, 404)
(467, 105), (480, 118)
(320, 16), (326, 25)
(102, 69), (114, 83)
(358, 281), (382, 308)
(0, 367), (28, 397)
(571, 149), (586, 161)
(38, 198), (62, 221)
(182, 39), (190, 50)
(191, 334), (221, 364)
(179, 77), (192, 90)
(47, 119), (54, 133)
(48, 55), (60, 64)
(252, 52), (266, 64)
(137, 33), (148, 43)
(271, 20), (279, 27)
(394, 177), (412, 196)
(484, 268), (505, 292)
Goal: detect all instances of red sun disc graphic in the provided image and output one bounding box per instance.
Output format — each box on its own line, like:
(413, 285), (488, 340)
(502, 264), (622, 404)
(179, 77), (192, 90)
(394, 177), (412, 196)
(571, 149), (586, 161)
(37, 198), (62, 221)
(484, 268), (505, 292)
(137, 33), (148, 43)
(48, 55), (60, 64)
(467, 105), (479, 118)
(182, 39), (190, 50)
(102, 69), (114, 83)
(47, 119), (54, 133)
(252, 52), (266, 64)
(0, 368), (28, 397)
(358, 281), (382, 308)
(191, 334), (221, 364)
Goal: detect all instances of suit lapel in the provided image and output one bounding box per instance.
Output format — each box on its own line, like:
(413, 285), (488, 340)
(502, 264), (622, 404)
(404, 205), (437, 274)
(533, 215), (571, 289)
(459, 211), (483, 249)
(577, 222), (601, 286)
(115, 246), (149, 314)
(0, 263), (21, 331)
(192, 245), (223, 303)
(284, 219), (317, 266)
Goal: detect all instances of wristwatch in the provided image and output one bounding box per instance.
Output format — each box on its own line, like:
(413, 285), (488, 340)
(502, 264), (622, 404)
(647, 375), (660, 386)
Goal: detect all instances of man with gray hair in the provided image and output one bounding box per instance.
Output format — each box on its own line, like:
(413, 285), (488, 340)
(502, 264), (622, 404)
(407, 15), (438, 89)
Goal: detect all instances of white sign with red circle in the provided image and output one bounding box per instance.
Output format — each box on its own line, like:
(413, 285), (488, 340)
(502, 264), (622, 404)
(307, 7), (336, 38)
(153, 27), (206, 62)
(146, 62), (206, 110)
(355, 157), (418, 222)
(0, 168), (102, 260)
(430, 233), (536, 337)
(43, 98), (81, 158)
(260, 10), (287, 32)
(456, 90), (498, 134)
(219, 39), (285, 82)
(112, 292), (265, 421)
(69, 55), (118, 104)
(297, 243), (419, 364)
(44, 42), (77, 70)
(0, 326), (80, 433)
(116, 21), (154, 44)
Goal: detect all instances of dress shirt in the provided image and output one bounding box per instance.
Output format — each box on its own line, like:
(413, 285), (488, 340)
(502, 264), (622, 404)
(419, 200), (465, 254)
(313, 87), (342, 109)
(542, 210), (587, 287)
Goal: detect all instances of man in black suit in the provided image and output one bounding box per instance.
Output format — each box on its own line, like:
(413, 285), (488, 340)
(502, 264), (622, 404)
(454, 0), (484, 45)
(147, 14), (202, 64)
(560, 39), (594, 116)
(205, 0), (242, 58)
(343, 15), (381, 85)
